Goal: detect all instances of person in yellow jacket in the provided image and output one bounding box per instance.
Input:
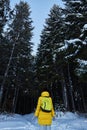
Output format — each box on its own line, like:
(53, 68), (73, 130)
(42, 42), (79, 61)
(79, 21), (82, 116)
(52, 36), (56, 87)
(34, 91), (55, 130)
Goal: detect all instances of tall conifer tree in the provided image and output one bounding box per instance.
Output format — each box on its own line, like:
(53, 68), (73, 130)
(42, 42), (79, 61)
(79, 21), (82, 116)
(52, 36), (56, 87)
(35, 4), (65, 109)
(2, 1), (34, 113)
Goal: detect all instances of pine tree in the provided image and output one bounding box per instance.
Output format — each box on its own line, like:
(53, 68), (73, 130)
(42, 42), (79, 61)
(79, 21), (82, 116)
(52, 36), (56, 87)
(0, 0), (11, 111)
(75, 24), (87, 112)
(1, 1), (34, 113)
(61, 0), (87, 112)
(35, 4), (67, 110)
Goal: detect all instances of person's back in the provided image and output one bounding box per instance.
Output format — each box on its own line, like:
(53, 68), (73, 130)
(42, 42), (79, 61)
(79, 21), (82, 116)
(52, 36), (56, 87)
(40, 96), (52, 112)
(34, 91), (55, 130)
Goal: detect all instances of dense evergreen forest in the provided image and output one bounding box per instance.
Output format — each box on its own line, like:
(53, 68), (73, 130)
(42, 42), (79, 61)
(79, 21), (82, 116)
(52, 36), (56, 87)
(0, 0), (87, 114)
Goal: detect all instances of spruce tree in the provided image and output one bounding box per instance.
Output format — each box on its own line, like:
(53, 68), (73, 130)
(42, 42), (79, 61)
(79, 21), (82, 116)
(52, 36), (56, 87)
(2, 1), (34, 113)
(0, 0), (11, 110)
(75, 24), (87, 112)
(35, 4), (66, 110)
(61, 0), (87, 112)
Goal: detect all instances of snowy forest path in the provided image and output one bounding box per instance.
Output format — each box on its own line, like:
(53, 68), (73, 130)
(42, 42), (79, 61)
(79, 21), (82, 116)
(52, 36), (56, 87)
(0, 113), (87, 130)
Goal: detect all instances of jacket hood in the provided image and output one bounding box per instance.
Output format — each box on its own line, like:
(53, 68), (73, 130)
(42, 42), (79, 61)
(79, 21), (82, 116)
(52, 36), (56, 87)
(41, 91), (50, 97)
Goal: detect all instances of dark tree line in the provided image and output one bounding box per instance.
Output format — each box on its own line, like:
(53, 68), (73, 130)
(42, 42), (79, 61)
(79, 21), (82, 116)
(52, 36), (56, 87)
(0, 0), (87, 114)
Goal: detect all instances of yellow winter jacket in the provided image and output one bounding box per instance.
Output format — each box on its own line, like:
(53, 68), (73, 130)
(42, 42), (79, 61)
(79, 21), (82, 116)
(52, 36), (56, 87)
(34, 91), (55, 125)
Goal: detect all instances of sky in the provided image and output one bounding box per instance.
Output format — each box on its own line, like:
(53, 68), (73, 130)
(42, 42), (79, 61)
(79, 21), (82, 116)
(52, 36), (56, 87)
(10, 0), (64, 55)
(0, 112), (87, 130)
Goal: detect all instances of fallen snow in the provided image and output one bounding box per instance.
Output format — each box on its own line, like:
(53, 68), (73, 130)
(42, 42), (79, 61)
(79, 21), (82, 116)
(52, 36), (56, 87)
(0, 112), (87, 130)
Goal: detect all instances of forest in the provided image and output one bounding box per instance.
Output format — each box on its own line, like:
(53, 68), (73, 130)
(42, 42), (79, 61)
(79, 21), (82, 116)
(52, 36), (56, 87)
(0, 0), (87, 114)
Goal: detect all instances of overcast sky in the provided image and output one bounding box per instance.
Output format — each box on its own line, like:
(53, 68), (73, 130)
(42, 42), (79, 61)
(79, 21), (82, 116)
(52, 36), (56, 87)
(10, 0), (64, 55)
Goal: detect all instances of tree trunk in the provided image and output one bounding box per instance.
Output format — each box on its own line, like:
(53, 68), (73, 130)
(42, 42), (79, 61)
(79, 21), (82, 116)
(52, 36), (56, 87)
(12, 87), (19, 113)
(1, 86), (10, 111)
(67, 62), (75, 112)
(80, 87), (87, 112)
(0, 43), (15, 108)
(61, 69), (69, 111)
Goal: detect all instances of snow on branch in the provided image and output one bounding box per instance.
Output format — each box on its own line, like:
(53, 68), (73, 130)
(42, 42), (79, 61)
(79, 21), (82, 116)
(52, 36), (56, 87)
(58, 39), (82, 52)
(75, 59), (87, 76)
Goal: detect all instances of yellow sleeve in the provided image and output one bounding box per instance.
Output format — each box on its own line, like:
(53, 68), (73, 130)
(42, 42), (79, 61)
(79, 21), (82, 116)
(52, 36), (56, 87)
(52, 107), (55, 117)
(34, 97), (41, 117)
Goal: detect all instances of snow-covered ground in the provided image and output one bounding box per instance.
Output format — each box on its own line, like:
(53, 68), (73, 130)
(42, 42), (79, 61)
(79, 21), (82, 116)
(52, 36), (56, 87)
(0, 112), (87, 130)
